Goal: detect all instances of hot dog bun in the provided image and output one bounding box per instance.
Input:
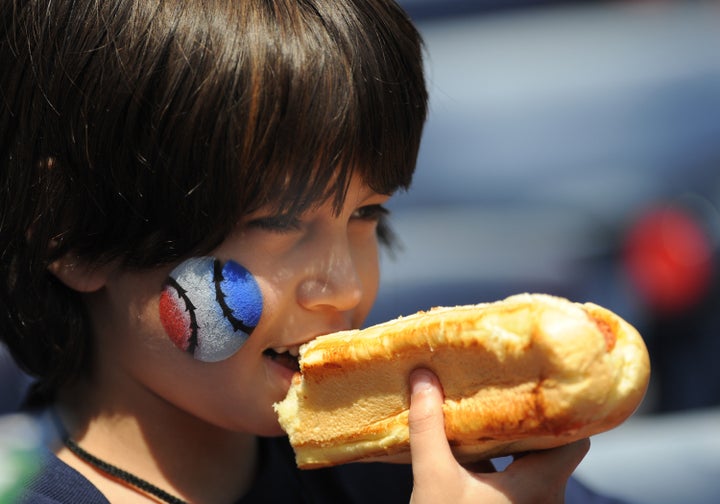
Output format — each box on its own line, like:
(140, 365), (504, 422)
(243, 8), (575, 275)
(274, 293), (650, 469)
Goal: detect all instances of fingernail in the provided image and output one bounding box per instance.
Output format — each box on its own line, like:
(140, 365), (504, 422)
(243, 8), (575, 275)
(411, 368), (434, 394)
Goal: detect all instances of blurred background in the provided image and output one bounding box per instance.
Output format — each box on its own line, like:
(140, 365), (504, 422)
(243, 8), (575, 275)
(372, 0), (720, 414)
(368, 0), (720, 502)
(2, 0), (720, 502)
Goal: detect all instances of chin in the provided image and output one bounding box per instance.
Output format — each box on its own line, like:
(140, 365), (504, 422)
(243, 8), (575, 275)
(243, 401), (288, 438)
(260, 427), (288, 438)
(252, 418), (287, 438)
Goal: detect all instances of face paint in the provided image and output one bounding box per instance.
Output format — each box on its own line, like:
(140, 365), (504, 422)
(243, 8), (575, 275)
(159, 257), (263, 362)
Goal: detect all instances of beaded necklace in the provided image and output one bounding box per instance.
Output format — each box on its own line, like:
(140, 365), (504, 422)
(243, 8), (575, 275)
(62, 437), (190, 504)
(62, 436), (190, 504)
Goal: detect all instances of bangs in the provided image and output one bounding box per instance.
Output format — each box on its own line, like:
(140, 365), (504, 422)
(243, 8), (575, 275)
(133, 0), (428, 260)
(204, 0), (428, 218)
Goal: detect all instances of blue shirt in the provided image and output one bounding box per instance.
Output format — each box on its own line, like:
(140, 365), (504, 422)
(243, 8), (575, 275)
(18, 436), (627, 503)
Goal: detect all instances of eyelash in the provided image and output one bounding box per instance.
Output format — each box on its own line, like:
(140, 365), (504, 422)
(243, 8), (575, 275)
(248, 215), (302, 232)
(352, 204), (389, 222)
(248, 205), (389, 233)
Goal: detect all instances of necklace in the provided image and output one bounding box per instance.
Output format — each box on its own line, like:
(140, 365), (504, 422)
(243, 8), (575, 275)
(62, 436), (190, 504)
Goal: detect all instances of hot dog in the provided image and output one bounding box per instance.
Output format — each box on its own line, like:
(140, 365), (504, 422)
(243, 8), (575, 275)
(274, 293), (650, 469)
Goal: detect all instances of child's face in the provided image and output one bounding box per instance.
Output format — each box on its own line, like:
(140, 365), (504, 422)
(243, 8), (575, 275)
(89, 174), (388, 436)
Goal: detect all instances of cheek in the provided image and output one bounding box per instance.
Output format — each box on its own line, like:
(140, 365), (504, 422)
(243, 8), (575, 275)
(354, 234), (382, 314)
(158, 257), (263, 362)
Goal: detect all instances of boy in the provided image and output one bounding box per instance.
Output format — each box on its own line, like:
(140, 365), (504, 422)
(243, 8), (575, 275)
(1, 0), (589, 502)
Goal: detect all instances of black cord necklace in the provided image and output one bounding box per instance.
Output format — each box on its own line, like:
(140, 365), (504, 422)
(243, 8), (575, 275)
(61, 435), (190, 504)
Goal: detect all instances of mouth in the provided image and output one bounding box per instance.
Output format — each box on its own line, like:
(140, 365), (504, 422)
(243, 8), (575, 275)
(263, 346), (301, 373)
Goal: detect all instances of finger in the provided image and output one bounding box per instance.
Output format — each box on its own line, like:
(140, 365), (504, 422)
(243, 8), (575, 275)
(407, 368), (454, 479)
(511, 438), (590, 478)
(503, 439), (591, 497)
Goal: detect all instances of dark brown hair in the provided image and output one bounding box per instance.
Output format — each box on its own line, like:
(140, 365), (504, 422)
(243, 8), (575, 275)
(0, 0), (427, 403)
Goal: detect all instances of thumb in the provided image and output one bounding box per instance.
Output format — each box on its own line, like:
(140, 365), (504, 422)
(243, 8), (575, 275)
(408, 368), (454, 479)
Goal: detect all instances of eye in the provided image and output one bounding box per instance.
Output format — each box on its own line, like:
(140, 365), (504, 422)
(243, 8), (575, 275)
(247, 214), (302, 233)
(351, 204), (389, 222)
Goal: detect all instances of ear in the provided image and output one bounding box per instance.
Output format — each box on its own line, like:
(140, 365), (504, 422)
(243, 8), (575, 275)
(47, 254), (114, 293)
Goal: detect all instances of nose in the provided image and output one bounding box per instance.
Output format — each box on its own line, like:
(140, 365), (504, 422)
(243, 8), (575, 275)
(297, 239), (364, 313)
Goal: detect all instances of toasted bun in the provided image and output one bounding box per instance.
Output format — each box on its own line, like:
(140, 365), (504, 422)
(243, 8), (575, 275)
(274, 293), (650, 469)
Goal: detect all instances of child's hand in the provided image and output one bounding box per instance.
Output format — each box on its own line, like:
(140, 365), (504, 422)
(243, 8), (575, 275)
(408, 368), (590, 504)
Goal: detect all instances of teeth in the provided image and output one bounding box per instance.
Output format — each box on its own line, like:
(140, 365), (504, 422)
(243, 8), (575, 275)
(270, 345), (301, 357)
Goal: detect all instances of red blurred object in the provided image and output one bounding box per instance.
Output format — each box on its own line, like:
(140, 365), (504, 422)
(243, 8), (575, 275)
(623, 206), (713, 314)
